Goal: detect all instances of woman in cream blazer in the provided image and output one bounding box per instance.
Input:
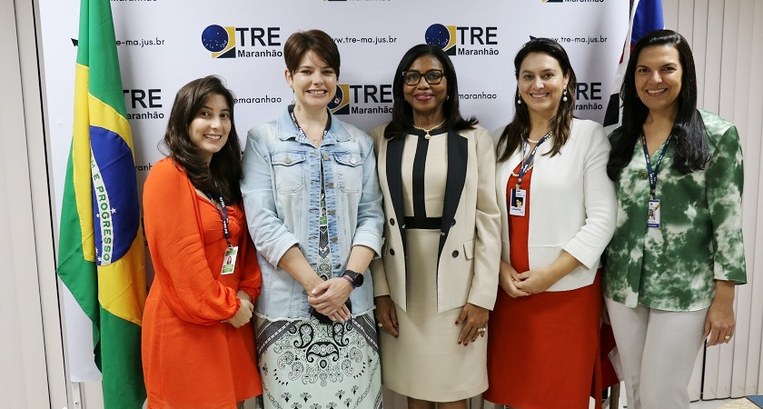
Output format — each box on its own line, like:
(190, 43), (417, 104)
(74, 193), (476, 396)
(373, 126), (501, 315)
(370, 44), (501, 409)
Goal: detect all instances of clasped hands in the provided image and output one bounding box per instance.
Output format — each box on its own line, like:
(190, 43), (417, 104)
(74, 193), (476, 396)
(307, 277), (353, 323)
(499, 261), (555, 298)
(224, 290), (254, 328)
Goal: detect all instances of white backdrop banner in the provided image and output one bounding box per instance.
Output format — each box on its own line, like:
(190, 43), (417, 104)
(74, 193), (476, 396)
(38, 0), (628, 382)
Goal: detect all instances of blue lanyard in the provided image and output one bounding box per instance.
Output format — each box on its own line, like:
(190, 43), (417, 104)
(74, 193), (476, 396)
(640, 134), (672, 199)
(516, 134), (549, 188)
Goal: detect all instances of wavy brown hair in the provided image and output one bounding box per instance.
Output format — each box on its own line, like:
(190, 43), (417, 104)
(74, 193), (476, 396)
(162, 75), (242, 203)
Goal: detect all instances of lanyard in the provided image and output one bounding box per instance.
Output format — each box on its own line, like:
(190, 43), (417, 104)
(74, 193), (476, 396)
(206, 183), (232, 248)
(515, 134), (549, 188)
(640, 134), (672, 199)
(288, 104), (331, 241)
(288, 104), (330, 142)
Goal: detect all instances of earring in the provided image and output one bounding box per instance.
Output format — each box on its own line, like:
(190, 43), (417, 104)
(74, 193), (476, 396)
(562, 89), (568, 102)
(517, 97), (522, 105)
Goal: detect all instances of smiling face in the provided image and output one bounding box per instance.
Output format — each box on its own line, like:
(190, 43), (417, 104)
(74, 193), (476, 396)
(634, 44), (683, 117)
(517, 52), (569, 119)
(188, 93), (230, 165)
(402, 55), (448, 120)
(286, 50), (338, 112)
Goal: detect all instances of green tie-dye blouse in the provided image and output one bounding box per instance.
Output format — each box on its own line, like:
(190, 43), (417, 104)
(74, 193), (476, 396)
(604, 110), (746, 311)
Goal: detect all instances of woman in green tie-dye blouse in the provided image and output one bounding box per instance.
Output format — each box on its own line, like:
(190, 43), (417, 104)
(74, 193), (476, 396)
(604, 29), (746, 409)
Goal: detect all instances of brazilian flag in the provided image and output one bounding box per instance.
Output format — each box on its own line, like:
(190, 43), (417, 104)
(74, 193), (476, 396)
(57, 0), (147, 407)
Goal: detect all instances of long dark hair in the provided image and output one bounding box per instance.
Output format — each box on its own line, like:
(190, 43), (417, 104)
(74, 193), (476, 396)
(607, 29), (709, 180)
(385, 44), (476, 139)
(497, 37), (576, 162)
(162, 75), (242, 204)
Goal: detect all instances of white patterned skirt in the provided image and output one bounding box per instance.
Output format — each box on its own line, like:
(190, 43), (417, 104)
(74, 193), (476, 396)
(255, 312), (382, 409)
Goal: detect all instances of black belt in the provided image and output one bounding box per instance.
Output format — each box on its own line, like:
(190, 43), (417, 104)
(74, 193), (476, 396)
(404, 216), (441, 230)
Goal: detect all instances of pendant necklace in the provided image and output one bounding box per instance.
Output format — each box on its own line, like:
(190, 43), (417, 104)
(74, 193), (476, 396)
(413, 118), (447, 139)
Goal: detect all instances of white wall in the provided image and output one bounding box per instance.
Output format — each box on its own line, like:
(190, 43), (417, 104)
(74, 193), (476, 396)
(662, 0), (763, 401)
(1, 1), (761, 408)
(0, 1), (68, 408)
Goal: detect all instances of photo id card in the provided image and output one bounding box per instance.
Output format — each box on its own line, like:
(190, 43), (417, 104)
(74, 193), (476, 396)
(221, 246), (239, 275)
(509, 188), (527, 217)
(647, 199), (661, 228)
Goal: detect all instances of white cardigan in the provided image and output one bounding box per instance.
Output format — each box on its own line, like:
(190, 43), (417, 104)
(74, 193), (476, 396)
(493, 118), (616, 291)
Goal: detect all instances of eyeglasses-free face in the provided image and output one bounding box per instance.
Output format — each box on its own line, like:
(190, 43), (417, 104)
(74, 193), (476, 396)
(517, 52), (569, 118)
(634, 45), (683, 117)
(285, 51), (338, 112)
(401, 69), (445, 86)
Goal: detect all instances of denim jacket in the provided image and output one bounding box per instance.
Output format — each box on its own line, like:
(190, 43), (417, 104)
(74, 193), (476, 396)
(241, 107), (384, 320)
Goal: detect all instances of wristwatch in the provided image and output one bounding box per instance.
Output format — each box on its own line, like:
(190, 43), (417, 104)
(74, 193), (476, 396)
(340, 270), (364, 288)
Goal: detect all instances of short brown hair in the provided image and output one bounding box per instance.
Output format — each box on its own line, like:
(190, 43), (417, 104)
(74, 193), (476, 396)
(283, 30), (340, 77)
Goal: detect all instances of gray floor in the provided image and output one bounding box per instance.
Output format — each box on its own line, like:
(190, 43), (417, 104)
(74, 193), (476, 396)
(600, 388), (737, 408)
(691, 399), (737, 408)
(601, 398), (734, 408)
(590, 382), (741, 409)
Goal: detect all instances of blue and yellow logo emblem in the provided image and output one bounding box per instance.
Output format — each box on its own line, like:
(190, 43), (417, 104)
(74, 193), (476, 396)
(201, 24), (236, 58)
(328, 84), (350, 115)
(425, 23), (457, 55)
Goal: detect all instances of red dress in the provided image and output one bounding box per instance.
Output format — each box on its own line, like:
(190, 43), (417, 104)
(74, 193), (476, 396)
(485, 166), (602, 409)
(142, 158), (262, 408)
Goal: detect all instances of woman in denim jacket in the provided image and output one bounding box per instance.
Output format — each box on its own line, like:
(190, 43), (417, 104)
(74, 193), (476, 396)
(241, 29), (384, 408)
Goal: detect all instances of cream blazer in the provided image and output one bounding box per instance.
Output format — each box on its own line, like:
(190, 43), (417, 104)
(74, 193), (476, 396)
(493, 118), (616, 291)
(370, 124), (501, 312)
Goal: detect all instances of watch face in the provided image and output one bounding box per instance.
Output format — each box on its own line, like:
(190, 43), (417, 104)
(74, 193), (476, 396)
(344, 270), (363, 287)
(353, 272), (364, 287)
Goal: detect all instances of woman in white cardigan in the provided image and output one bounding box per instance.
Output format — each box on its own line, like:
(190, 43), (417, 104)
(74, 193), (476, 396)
(484, 38), (616, 409)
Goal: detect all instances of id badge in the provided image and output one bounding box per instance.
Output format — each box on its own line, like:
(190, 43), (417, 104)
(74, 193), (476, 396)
(220, 246), (239, 275)
(509, 188), (527, 217)
(647, 199), (661, 228)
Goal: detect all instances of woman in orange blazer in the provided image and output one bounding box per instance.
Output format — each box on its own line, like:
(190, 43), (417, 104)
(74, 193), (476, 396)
(142, 76), (262, 409)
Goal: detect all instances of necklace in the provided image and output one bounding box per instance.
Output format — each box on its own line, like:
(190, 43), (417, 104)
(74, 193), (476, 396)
(288, 104), (330, 146)
(300, 123), (327, 146)
(512, 131), (551, 177)
(526, 130), (552, 144)
(306, 133), (322, 145)
(413, 118), (447, 139)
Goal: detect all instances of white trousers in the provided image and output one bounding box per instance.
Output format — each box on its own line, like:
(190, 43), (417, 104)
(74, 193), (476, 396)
(605, 298), (708, 409)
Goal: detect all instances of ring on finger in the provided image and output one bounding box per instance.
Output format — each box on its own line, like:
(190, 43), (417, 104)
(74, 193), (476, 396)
(724, 335), (731, 340)
(477, 327), (487, 334)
